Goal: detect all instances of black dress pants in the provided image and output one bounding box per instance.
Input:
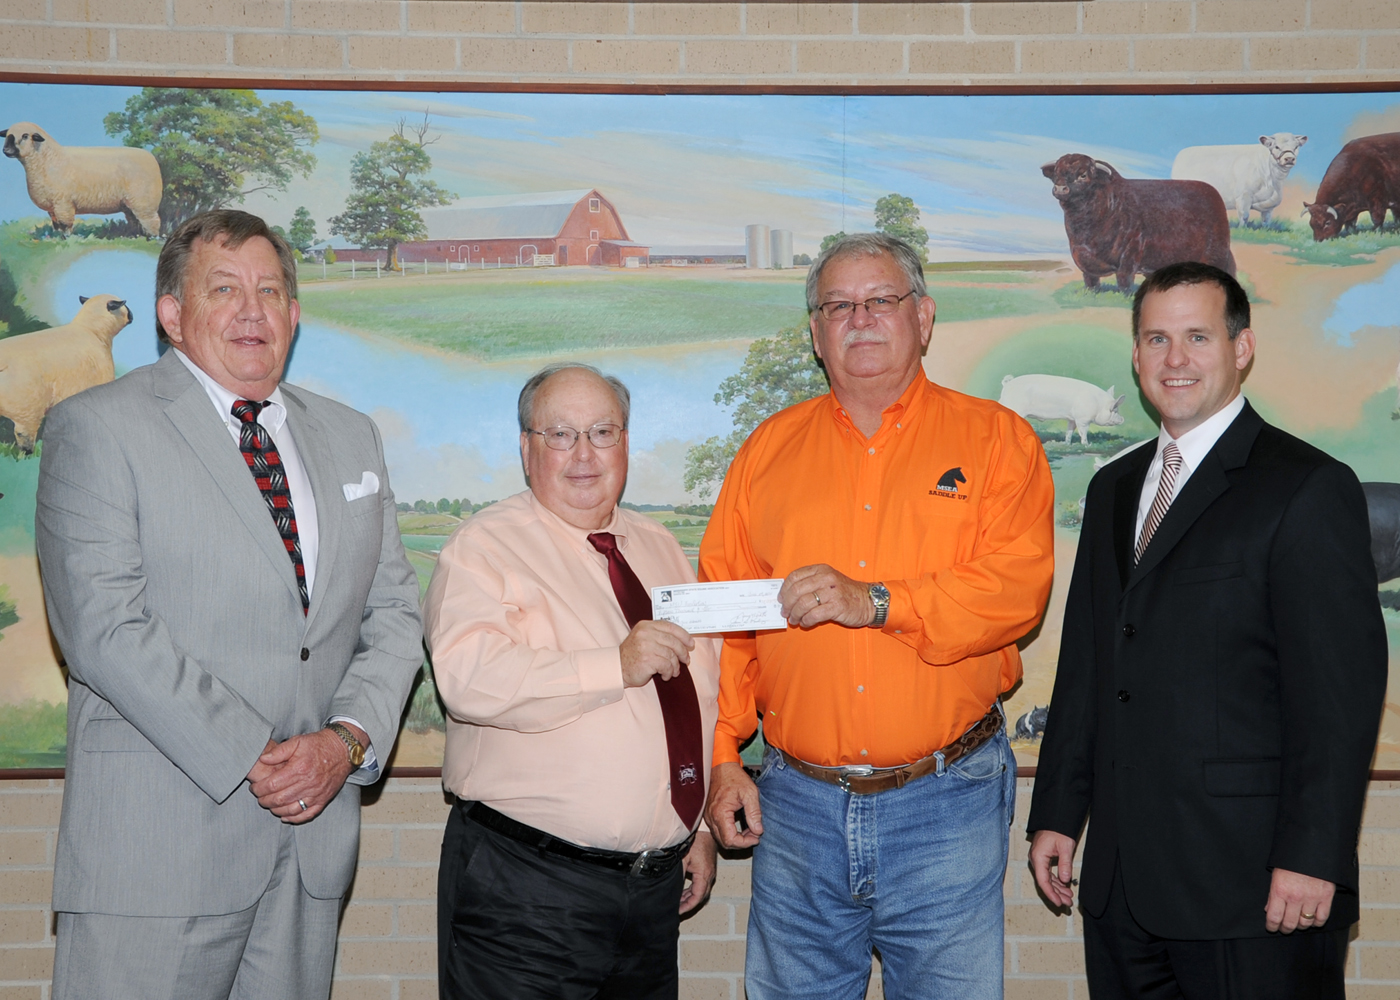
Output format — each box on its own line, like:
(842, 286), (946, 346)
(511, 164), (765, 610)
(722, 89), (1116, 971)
(1083, 861), (1349, 1000)
(437, 800), (684, 1000)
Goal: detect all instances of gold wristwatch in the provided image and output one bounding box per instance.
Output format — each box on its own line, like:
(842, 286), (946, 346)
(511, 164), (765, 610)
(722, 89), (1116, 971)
(327, 723), (366, 768)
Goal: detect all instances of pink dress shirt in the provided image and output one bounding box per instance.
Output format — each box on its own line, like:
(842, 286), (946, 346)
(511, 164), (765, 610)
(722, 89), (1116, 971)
(423, 490), (720, 852)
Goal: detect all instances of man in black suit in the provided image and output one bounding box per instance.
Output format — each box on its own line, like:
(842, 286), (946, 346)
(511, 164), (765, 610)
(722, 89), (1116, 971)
(1027, 261), (1388, 998)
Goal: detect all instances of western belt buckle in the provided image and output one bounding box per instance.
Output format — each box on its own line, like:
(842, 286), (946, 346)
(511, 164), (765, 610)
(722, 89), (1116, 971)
(630, 848), (662, 877)
(837, 764), (874, 792)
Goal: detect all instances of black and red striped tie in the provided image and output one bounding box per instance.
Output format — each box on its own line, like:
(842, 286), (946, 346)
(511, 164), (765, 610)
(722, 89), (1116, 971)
(232, 399), (309, 614)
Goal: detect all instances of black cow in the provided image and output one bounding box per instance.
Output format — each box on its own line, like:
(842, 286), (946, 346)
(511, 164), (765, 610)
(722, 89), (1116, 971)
(1304, 132), (1400, 241)
(1365, 482), (1400, 584)
(1042, 153), (1236, 294)
(1015, 705), (1049, 742)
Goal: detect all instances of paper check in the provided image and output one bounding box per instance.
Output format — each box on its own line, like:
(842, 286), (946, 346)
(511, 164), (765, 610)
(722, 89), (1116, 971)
(651, 579), (786, 634)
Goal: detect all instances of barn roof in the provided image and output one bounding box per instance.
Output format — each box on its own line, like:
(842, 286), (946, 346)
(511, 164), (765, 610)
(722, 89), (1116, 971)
(421, 189), (596, 240)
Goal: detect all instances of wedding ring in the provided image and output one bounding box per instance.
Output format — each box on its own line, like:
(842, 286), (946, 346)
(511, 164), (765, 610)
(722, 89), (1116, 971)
(814, 593), (822, 604)
(299, 799), (308, 812)
(1301, 911), (1315, 920)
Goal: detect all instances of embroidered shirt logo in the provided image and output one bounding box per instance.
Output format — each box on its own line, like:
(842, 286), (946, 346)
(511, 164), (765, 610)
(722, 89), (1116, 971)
(934, 467), (966, 493)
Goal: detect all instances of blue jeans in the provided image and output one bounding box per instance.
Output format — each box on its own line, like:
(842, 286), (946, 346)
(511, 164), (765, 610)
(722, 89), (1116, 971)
(745, 727), (1015, 1000)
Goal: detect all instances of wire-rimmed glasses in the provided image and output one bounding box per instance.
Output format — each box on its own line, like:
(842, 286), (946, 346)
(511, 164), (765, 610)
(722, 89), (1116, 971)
(527, 423), (625, 450)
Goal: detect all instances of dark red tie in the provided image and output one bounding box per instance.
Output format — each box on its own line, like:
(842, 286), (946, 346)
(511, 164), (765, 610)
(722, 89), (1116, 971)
(233, 400), (309, 614)
(588, 531), (705, 829)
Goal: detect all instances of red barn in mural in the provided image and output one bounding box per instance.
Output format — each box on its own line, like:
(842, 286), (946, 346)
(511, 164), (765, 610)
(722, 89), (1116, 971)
(401, 188), (648, 267)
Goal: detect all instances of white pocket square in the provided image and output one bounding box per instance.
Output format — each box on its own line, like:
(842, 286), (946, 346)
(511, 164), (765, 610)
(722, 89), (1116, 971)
(343, 471), (380, 502)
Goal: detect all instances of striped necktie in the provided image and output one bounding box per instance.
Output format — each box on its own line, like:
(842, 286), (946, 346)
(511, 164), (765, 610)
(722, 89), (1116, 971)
(232, 399), (309, 613)
(1136, 441), (1183, 564)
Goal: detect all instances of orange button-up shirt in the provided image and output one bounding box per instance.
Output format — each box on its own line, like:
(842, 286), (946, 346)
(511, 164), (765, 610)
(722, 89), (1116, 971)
(699, 373), (1054, 768)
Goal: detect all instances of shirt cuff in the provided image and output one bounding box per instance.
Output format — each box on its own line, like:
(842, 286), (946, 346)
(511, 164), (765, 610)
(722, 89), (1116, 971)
(882, 580), (920, 638)
(328, 715), (380, 782)
(711, 730), (744, 767)
(576, 647), (626, 712)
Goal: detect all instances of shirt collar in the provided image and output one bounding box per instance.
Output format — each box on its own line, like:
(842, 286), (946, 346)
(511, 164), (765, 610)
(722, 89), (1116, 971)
(830, 371), (930, 437)
(173, 347), (288, 434)
(527, 490), (627, 553)
(1155, 392), (1246, 473)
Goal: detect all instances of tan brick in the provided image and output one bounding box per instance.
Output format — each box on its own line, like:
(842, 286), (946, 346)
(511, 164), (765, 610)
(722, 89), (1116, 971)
(293, 0), (399, 32)
(1023, 38), (1131, 74)
(747, 3), (853, 36)
(798, 40), (901, 74)
(1082, 1), (1192, 35)
(1196, 0), (1306, 33)
(1364, 793), (1400, 829)
(1362, 830), (1400, 866)
(0, 0), (48, 21)
(1366, 34), (1400, 70)
(858, 3), (965, 37)
(356, 827), (395, 863)
(233, 32), (342, 68)
(632, 4), (740, 37)
(329, 978), (392, 1000)
(0, 986), (44, 1000)
(0, 870), (53, 906)
(677, 978), (732, 1000)
(573, 38), (680, 74)
(710, 861), (752, 899)
(397, 902), (437, 938)
(396, 982), (439, 1000)
(0, 790), (63, 826)
(0, 944), (55, 981)
(1251, 35), (1360, 71)
(1313, 0), (1400, 30)
(1356, 943), (1400, 978)
(349, 34), (455, 70)
(117, 28), (227, 64)
(4, 25), (109, 62)
(0, 911), (46, 946)
(522, 2), (626, 36)
(407, 1), (515, 34)
(175, 0), (286, 29)
(1356, 905), (1400, 940)
(349, 864), (438, 901)
(396, 827), (444, 863)
(1004, 901), (1073, 936)
(339, 902), (393, 938)
(1006, 980), (1069, 1000)
(1348, 988), (1400, 1000)
(336, 939), (436, 976)
(459, 37), (569, 74)
(54, 0), (167, 24)
(971, 2), (1078, 36)
(907, 39), (1019, 74)
(1017, 939), (1087, 976)
(680, 900), (732, 935)
(735, 902), (749, 929)
(681, 938), (745, 973)
(1134, 36), (1244, 73)
(0, 832), (47, 866)
(1361, 868), (1400, 902)
(685, 39), (792, 75)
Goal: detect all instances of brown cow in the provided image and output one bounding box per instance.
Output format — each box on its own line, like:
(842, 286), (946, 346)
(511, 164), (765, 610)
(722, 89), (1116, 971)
(1042, 153), (1235, 294)
(1304, 132), (1400, 241)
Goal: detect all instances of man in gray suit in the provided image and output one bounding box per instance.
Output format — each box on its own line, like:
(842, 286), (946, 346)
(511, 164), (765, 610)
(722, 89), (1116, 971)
(35, 210), (424, 1000)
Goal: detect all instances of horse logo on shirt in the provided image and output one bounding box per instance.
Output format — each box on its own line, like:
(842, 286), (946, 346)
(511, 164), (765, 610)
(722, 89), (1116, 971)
(934, 468), (966, 493)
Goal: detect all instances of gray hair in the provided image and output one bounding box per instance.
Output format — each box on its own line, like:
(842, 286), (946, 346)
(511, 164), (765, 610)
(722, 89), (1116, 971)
(517, 363), (632, 432)
(155, 210), (298, 343)
(805, 232), (927, 314)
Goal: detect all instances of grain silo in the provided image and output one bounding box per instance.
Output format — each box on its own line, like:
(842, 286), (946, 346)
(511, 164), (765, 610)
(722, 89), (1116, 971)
(770, 229), (793, 269)
(745, 225), (771, 269)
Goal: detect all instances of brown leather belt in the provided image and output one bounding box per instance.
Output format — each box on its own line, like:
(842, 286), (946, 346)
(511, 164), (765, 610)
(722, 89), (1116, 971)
(776, 706), (1003, 795)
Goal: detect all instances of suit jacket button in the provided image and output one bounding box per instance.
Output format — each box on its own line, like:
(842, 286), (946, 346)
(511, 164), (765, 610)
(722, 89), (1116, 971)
(300, 648), (310, 662)
(1122, 624), (1135, 637)
(1118, 690), (1130, 702)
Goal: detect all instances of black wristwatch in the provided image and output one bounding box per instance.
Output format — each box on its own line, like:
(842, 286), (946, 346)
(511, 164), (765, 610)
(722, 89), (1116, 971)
(868, 582), (890, 628)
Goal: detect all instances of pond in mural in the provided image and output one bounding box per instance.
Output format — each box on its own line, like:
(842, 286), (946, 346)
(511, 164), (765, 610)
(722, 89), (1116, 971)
(2, 84), (1400, 768)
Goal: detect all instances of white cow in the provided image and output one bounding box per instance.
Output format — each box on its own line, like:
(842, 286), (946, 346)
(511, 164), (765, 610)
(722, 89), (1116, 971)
(999, 374), (1125, 446)
(1171, 132), (1307, 226)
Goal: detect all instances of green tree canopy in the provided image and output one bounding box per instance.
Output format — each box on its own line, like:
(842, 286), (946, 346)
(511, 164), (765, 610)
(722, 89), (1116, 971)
(683, 326), (830, 499)
(819, 231), (847, 254)
(329, 116), (456, 270)
(287, 206), (317, 250)
(873, 193), (929, 262)
(104, 88), (318, 232)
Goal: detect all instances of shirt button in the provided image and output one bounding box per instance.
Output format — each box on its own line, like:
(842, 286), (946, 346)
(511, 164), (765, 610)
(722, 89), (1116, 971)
(894, 630), (901, 634)
(1118, 690), (1131, 702)
(864, 504), (872, 511)
(857, 685), (864, 693)
(1122, 624), (1136, 638)
(896, 423), (902, 429)
(860, 749), (869, 757)
(300, 648), (309, 661)
(868, 447), (875, 455)
(858, 560), (866, 568)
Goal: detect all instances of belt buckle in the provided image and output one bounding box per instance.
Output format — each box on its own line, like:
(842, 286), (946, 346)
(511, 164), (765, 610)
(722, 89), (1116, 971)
(837, 764), (874, 792)
(630, 848), (661, 877)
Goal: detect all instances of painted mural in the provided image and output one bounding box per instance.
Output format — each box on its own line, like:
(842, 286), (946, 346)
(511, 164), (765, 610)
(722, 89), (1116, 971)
(2, 84), (1400, 770)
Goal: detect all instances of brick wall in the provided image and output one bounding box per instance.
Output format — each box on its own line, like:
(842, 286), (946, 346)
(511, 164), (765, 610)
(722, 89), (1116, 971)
(3, 778), (1398, 998)
(1, 1), (1399, 86)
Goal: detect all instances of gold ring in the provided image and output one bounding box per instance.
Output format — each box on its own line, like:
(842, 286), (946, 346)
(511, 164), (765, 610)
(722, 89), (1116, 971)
(1301, 911), (1315, 920)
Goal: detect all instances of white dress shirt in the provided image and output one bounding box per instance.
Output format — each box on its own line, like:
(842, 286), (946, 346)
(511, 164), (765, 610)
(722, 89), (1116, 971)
(173, 348), (378, 775)
(1134, 392), (1247, 542)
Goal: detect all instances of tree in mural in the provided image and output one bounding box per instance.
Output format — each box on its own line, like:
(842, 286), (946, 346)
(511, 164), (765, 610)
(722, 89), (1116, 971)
(874, 193), (929, 262)
(287, 206), (317, 250)
(329, 116), (456, 271)
(683, 326), (830, 499)
(103, 88), (319, 232)
(819, 231), (847, 254)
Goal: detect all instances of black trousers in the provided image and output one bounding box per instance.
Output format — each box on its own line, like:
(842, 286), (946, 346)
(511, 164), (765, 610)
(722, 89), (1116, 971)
(437, 800), (684, 1000)
(1083, 861), (1349, 1000)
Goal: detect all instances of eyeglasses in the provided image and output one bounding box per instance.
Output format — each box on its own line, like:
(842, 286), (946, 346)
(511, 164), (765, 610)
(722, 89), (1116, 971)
(814, 290), (918, 321)
(527, 423), (625, 450)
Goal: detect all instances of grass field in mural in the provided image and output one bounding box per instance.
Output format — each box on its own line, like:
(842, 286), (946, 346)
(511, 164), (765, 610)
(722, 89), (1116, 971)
(3, 85), (1400, 769)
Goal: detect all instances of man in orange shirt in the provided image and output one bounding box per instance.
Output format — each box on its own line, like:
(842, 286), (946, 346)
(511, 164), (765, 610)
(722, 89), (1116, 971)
(701, 233), (1055, 1000)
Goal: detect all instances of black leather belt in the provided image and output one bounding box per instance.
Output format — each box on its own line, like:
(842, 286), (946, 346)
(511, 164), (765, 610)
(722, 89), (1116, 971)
(463, 800), (694, 878)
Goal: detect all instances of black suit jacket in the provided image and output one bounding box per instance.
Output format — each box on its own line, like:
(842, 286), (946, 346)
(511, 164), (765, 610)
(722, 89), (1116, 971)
(1028, 402), (1388, 940)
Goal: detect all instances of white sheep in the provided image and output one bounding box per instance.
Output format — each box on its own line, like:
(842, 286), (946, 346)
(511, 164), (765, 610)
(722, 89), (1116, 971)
(0, 295), (133, 451)
(1, 122), (162, 237)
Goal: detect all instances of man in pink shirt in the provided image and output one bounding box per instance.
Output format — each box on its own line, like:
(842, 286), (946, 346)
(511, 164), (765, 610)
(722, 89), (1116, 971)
(423, 363), (720, 1000)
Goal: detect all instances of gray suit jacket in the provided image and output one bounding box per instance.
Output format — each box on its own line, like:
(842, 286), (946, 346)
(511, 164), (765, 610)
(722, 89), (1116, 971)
(36, 349), (424, 916)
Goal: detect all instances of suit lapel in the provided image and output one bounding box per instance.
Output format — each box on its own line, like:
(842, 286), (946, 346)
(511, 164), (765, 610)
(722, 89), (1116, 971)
(155, 351), (303, 606)
(1124, 402), (1263, 592)
(1113, 445), (1153, 589)
(282, 388), (341, 633)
